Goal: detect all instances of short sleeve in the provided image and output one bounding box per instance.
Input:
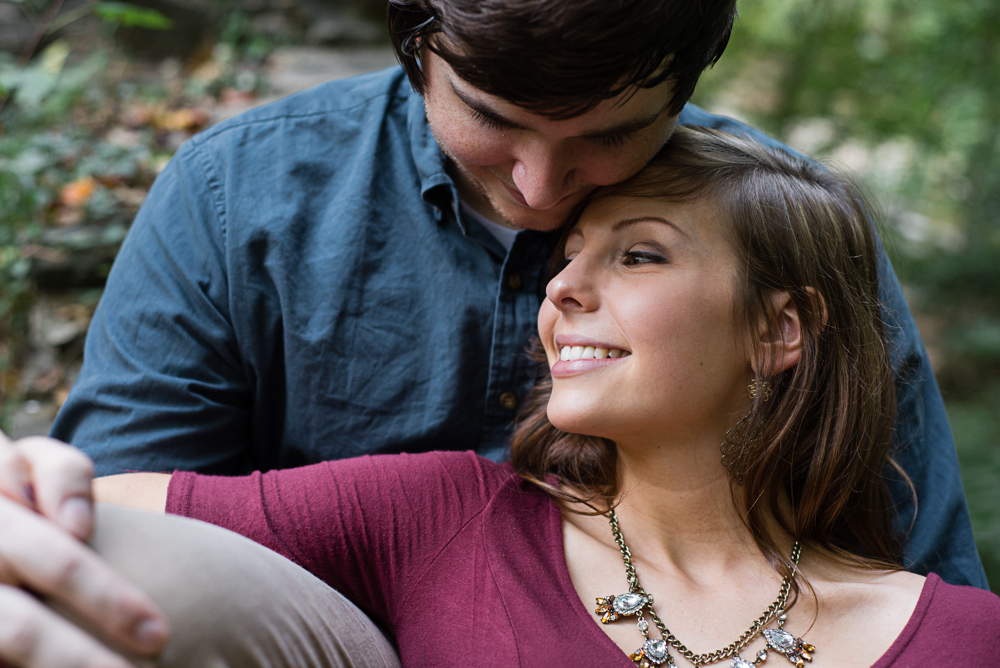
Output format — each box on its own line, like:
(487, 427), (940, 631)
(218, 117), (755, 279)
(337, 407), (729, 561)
(166, 451), (502, 625)
(51, 140), (253, 476)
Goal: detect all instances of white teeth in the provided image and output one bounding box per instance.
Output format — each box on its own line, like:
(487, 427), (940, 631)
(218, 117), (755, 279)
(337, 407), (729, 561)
(557, 345), (629, 361)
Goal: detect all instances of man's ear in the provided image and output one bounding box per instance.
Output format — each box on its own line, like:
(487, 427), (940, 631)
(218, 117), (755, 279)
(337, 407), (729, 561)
(751, 290), (804, 377)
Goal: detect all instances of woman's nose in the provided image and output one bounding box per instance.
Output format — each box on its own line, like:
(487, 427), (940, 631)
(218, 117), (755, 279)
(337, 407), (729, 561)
(545, 256), (598, 312)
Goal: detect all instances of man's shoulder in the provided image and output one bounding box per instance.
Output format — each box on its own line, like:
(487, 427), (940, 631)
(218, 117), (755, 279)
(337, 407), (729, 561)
(184, 65), (413, 155)
(679, 103), (808, 160)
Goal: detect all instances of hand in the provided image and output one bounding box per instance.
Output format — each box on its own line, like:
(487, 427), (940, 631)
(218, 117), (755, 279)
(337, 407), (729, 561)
(0, 430), (169, 667)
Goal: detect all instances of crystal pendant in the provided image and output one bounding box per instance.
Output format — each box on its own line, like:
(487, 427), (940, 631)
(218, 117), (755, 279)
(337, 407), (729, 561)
(629, 638), (672, 667)
(595, 592), (650, 623)
(762, 629), (816, 667)
(731, 657), (755, 668)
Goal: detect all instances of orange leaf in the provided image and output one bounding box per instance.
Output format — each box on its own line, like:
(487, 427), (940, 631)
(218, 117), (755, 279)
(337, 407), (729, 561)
(60, 177), (98, 208)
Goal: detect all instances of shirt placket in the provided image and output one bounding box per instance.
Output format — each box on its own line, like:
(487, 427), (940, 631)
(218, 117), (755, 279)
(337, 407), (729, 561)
(478, 231), (555, 460)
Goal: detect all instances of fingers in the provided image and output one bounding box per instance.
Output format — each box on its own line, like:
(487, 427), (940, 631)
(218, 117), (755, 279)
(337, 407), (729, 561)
(15, 437), (95, 540)
(0, 430), (95, 540)
(0, 497), (169, 659)
(0, 433), (36, 509)
(0, 586), (135, 668)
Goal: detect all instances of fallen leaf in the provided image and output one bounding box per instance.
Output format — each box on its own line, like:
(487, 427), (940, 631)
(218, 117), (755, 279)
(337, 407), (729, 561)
(157, 108), (210, 131)
(60, 177), (98, 208)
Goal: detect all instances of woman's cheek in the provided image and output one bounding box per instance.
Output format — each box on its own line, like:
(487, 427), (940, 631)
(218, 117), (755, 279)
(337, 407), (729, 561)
(537, 299), (559, 366)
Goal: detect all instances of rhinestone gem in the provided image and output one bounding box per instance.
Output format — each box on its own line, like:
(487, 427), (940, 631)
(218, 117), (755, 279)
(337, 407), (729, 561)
(612, 592), (648, 615)
(757, 649), (769, 661)
(731, 658), (754, 668)
(643, 639), (670, 663)
(763, 629), (797, 653)
(637, 618), (649, 632)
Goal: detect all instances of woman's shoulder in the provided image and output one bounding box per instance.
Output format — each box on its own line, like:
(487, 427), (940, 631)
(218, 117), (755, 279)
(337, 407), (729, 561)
(874, 573), (1000, 665)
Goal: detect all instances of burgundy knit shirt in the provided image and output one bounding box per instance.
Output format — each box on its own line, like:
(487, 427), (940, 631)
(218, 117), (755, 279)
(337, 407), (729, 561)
(167, 452), (1000, 667)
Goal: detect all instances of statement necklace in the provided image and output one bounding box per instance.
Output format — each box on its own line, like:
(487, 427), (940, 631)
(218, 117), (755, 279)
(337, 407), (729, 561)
(594, 509), (816, 668)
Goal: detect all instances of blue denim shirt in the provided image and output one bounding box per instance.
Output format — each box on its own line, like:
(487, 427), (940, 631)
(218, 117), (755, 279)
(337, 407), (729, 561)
(52, 67), (988, 589)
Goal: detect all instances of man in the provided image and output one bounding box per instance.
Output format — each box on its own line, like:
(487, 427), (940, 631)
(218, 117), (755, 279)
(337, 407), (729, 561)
(0, 0), (986, 665)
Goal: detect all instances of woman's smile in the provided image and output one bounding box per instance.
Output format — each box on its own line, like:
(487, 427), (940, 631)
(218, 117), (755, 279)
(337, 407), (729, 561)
(537, 194), (750, 444)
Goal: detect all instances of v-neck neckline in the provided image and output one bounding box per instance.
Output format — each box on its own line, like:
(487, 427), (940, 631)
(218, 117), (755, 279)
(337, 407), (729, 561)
(534, 489), (934, 668)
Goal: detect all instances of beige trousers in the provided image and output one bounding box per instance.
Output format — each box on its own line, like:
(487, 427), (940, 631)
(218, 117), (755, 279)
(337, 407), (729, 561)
(86, 504), (402, 668)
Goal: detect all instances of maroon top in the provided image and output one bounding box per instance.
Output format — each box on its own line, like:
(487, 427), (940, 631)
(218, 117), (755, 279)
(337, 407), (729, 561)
(167, 452), (1000, 667)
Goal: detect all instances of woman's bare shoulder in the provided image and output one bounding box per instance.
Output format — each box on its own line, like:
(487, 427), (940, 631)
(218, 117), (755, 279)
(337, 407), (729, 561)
(792, 558), (926, 667)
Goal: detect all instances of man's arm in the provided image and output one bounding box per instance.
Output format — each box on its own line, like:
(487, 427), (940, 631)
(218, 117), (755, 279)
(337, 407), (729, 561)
(0, 430), (170, 667)
(51, 138), (254, 476)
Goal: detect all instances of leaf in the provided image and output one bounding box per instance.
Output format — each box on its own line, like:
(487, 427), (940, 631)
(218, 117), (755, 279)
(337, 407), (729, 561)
(93, 2), (174, 30)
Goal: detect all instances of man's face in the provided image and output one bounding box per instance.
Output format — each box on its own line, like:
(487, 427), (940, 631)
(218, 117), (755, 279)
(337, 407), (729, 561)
(421, 52), (680, 232)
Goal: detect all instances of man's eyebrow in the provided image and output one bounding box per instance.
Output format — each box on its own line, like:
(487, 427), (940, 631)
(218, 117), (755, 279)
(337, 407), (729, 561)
(451, 81), (528, 130)
(612, 216), (689, 238)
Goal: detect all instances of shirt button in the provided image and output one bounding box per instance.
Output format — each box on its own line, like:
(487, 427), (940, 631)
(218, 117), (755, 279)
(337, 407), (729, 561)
(507, 272), (523, 290)
(499, 392), (518, 410)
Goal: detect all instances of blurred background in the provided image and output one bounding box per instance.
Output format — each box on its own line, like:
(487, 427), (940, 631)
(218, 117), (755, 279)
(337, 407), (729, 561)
(0, 0), (997, 588)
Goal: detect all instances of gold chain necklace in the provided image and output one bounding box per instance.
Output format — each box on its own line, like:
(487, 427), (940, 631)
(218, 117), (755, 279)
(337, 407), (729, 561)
(594, 509), (816, 668)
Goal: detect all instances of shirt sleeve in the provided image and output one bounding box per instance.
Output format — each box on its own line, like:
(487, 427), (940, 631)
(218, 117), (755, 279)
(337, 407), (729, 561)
(165, 451), (498, 626)
(50, 139), (253, 476)
(678, 104), (988, 590)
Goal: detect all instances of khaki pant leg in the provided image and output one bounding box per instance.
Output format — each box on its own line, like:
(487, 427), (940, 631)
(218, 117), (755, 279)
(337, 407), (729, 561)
(87, 504), (401, 668)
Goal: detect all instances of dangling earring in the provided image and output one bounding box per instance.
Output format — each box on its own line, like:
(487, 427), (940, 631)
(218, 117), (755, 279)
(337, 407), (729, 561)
(720, 378), (772, 481)
(748, 378), (772, 402)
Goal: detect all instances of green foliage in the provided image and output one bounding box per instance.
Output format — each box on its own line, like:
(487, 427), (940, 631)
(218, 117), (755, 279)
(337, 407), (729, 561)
(92, 2), (173, 30)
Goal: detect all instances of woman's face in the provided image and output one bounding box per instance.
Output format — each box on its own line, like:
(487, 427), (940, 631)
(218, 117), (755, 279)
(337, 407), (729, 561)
(537, 194), (753, 446)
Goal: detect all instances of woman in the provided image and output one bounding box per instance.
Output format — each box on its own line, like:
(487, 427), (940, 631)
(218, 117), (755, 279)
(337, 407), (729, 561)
(12, 128), (1000, 667)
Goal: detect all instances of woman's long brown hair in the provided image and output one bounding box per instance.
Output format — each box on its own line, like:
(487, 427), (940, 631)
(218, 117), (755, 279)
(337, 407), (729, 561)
(510, 126), (906, 591)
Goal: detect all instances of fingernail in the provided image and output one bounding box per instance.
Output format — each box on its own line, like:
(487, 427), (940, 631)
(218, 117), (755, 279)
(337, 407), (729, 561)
(58, 496), (93, 536)
(134, 617), (169, 647)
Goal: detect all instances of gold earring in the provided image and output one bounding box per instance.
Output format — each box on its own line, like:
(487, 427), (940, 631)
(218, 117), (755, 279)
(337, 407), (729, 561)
(748, 378), (772, 402)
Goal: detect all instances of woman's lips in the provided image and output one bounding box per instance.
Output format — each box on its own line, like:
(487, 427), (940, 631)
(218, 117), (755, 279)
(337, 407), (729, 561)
(551, 344), (631, 378)
(551, 356), (629, 377)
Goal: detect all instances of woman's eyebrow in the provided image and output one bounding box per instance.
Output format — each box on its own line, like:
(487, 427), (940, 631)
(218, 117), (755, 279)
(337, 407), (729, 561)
(612, 216), (689, 238)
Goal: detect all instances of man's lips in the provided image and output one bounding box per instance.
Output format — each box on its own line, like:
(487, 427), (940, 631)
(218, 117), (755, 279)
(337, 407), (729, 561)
(499, 180), (580, 210)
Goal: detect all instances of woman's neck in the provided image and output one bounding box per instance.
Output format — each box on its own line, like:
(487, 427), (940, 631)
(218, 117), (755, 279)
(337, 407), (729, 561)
(603, 434), (785, 576)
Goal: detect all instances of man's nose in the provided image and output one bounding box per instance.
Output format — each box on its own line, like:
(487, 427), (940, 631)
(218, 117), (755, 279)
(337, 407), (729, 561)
(511, 142), (577, 210)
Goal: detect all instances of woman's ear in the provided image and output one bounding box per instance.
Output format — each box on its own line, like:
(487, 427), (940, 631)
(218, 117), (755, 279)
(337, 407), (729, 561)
(752, 291), (803, 377)
(751, 288), (826, 377)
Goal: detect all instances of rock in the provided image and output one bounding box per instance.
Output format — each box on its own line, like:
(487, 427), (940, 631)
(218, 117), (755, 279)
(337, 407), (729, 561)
(0, 3), (35, 55)
(265, 45), (397, 98)
(306, 15), (382, 46)
(9, 400), (58, 439)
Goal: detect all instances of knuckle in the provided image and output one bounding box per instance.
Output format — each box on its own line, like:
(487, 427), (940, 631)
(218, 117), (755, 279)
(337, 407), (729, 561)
(0, 590), (42, 662)
(49, 553), (85, 591)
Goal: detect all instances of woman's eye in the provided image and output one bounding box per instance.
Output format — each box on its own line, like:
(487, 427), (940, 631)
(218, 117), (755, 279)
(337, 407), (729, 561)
(622, 250), (666, 266)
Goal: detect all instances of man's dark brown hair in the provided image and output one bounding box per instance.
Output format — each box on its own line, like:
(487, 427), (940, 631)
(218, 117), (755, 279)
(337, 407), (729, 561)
(387, 0), (739, 119)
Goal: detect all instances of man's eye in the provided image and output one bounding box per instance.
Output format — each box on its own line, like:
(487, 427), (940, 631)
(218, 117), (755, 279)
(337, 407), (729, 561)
(470, 107), (508, 132)
(599, 132), (635, 149)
